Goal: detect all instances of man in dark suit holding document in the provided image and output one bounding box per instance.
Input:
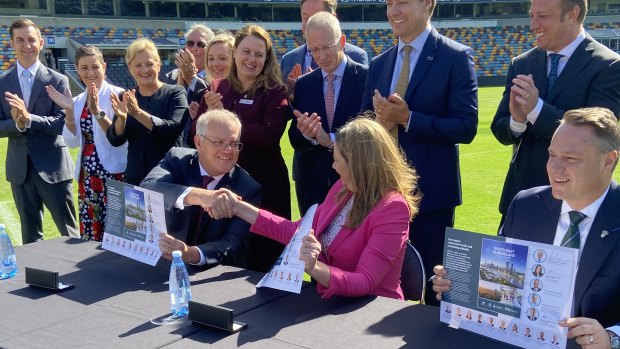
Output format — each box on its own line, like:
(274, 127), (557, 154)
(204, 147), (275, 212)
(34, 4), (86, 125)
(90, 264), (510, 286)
(433, 107), (620, 349)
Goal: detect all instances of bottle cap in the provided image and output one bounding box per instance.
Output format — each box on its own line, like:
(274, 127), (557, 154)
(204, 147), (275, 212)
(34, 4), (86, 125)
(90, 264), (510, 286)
(172, 250), (182, 258)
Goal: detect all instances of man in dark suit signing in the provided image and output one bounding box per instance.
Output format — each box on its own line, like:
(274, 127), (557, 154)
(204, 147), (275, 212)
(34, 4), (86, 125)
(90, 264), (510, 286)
(434, 107), (620, 349)
(491, 0), (620, 224)
(141, 109), (262, 269)
(0, 18), (78, 243)
(289, 11), (368, 216)
(360, 0), (478, 305)
(281, 0), (368, 94)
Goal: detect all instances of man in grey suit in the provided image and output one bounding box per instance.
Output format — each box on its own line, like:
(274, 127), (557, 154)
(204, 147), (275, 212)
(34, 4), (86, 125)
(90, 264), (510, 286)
(141, 109), (262, 269)
(491, 0), (620, 224)
(0, 18), (78, 243)
(281, 0), (368, 93)
(434, 107), (620, 349)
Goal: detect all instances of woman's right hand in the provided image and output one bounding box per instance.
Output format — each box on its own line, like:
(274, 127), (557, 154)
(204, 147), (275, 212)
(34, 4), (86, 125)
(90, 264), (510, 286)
(431, 265), (452, 301)
(110, 93), (128, 121)
(45, 85), (73, 112)
(203, 90), (223, 110)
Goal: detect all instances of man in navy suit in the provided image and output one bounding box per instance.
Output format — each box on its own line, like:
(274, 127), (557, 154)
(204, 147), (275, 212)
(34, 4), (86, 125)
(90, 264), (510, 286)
(491, 0), (620, 224)
(0, 18), (78, 243)
(361, 0), (478, 305)
(281, 0), (368, 93)
(141, 109), (262, 269)
(289, 12), (368, 215)
(433, 107), (620, 349)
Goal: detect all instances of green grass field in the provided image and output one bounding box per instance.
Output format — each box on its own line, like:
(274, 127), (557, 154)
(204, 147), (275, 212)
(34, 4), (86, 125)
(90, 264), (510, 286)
(1, 86), (618, 245)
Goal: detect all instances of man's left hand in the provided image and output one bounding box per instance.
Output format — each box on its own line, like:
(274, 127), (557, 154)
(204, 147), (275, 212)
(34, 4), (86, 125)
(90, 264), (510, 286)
(560, 317), (612, 349)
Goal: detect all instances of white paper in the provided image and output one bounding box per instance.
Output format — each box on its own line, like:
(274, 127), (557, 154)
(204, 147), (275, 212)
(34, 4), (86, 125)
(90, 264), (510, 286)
(256, 204), (317, 293)
(101, 179), (164, 266)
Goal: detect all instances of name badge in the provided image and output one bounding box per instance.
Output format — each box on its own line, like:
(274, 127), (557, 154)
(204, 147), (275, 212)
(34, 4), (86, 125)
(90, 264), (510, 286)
(239, 99), (253, 105)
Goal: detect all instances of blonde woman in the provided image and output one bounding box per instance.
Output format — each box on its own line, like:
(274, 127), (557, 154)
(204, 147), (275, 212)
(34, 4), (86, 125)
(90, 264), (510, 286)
(205, 31), (235, 83)
(220, 117), (420, 299)
(46, 45), (126, 241)
(106, 38), (189, 185)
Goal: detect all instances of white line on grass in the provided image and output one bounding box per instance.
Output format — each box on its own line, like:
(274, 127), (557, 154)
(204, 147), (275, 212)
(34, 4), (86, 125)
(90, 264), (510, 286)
(0, 201), (23, 246)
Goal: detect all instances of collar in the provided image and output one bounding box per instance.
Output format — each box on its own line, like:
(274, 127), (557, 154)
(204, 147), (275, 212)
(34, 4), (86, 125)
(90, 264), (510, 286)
(398, 23), (432, 53)
(321, 55), (348, 79)
(547, 29), (586, 59)
(198, 162), (233, 182)
(560, 184), (610, 218)
(17, 60), (40, 77)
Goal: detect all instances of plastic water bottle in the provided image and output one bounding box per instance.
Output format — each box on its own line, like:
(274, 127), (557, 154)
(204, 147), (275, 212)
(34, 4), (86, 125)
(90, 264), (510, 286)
(169, 250), (191, 317)
(0, 224), (17, 280)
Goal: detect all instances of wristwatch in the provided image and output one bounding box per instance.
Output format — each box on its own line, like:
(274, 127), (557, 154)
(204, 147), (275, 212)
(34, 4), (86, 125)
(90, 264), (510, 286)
(95, 110), (106, 120)
(608, 330), (620, 349)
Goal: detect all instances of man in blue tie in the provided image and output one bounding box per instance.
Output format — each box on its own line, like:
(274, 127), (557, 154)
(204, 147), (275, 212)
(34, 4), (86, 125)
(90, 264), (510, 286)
(491, 0), (620, 225)
(434, 107), (620, 349)
(0, 18), (78, 243)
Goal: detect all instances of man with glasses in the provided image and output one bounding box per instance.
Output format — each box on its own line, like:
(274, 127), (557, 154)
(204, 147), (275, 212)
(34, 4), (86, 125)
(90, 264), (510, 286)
(289, 11), (368, 215)
(163, 24), (214, 104)
(141, 109), (262, 269)
(281, 0), (368, 93)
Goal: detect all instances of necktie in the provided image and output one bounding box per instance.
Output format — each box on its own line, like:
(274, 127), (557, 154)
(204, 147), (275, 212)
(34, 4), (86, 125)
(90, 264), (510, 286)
(390, 45), (412, 140)
(21, 69), (33, 108)
(547, 53), (563, 91)
(561, 210), (586, 249)
(325, 74), (336, 131)
(193, 175), (215, 245)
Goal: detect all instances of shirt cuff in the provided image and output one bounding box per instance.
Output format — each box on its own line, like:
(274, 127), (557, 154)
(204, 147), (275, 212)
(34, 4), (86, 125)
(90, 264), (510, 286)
(526, 98), (543, 124)
(403, 112), (412, 133)
(509, 116), (527, 136)
(15, 118), (31, 132)
(174, 187), (192, 209)
(608, 326), (620, 337)
(302, 132), (318, 145)
(189, 246), (206, 266)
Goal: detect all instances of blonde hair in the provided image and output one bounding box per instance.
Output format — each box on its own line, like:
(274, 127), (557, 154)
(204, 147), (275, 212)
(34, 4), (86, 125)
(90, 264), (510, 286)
(335, 115), (420, 228)
(228, 24), (284, 97)
(204, 31), (235, 84)
(125, 38), (160, 65)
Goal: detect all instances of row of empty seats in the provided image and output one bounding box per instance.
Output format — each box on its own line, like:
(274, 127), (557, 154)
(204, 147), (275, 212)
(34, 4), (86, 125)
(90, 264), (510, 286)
(2, 23), (619, 78)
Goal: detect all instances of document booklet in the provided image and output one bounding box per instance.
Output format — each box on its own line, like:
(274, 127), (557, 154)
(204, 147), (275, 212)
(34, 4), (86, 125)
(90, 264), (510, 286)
(439, 228), (578, 349)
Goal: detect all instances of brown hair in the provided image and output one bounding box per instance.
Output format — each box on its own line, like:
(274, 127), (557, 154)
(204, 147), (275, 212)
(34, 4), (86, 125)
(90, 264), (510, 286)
(559, 0), (587, 23)
(335, 115), (421, 228)
(300, 0), (337, 14)
(228, 24), (283, 97)
(561, 107), (620, 154)
(9, 18), (41, 40)
(75, 45), (105, 66)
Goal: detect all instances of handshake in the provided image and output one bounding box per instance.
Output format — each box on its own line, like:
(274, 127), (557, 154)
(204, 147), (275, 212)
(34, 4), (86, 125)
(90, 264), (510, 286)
(186, 187), (241, 220)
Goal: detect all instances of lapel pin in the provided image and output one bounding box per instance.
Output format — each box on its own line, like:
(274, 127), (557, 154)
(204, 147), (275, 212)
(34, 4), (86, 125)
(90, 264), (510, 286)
(427, 56), (434, 61)
(601, 230), (609, 238)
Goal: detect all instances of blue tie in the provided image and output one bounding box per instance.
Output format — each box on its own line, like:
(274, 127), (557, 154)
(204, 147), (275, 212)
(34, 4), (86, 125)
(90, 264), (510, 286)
(21, 69), (33, 108)
(561, 210), (586, 249)
(547, 53), (563, 91)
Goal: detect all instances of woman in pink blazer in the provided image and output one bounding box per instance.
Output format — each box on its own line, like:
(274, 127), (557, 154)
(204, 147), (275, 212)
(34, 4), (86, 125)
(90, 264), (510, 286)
(227, 117), (420, 300)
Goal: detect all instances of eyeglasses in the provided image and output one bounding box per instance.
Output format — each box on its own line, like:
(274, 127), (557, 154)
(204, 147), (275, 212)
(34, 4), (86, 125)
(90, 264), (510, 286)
(308, 40), (341, 56)
(200, 135), (243, 151)
(187, 40), (207, 49)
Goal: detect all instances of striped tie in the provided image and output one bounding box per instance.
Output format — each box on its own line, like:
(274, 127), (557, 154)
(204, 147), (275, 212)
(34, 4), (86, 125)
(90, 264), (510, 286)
(561, 210), (586, 249)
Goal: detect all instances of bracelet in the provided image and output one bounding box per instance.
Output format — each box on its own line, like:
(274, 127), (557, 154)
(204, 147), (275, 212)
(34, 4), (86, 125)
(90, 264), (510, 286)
(327, 142), (335, 151)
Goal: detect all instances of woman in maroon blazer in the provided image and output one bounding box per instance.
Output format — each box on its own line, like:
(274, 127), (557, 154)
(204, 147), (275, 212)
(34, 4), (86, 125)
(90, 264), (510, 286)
(225, 117), (420, 299)
(194, 24), (291, 272)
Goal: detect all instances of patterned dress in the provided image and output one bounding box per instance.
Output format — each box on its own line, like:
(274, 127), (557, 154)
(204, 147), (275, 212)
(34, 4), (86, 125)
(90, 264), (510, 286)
(77, 106), (124, 241)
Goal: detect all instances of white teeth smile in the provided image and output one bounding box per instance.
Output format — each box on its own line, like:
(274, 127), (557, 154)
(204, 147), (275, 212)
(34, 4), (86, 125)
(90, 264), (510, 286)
(536, 32), (545, 38)
(554, 178), (569, 183)
(394, 19), (404, 24)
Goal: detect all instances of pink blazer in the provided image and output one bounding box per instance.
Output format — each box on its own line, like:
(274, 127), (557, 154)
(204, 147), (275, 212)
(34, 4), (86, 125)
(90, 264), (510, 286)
(251, 180), (409, 300)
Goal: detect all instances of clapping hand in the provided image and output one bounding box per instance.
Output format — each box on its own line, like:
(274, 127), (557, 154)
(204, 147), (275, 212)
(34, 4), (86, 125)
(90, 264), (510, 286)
(509, 74), (539, 123)
(293, 110), (331, 147)
(4, 92), (30, 129)
(189, 101), (200, 120)
(203, 90), (224, 110)
(45, 85), (73, 112)
(86, 83), (102, 115)
(176, 49), (197, 86)
(110, 92), (128, 121)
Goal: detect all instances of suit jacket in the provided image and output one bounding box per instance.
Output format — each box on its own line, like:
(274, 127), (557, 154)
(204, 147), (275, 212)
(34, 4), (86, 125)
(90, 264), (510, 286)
(0, 64), (74, 184)
(251, 180), (409, 300)
(289, 59), (368, 213)
(501, 183), (620, 328)
(162, 68), (207, 103)
(280, 42), (368, 78)
(491, 34), (620, 214)
(361, 28), (478, 213)
(141, 147), (262, 269)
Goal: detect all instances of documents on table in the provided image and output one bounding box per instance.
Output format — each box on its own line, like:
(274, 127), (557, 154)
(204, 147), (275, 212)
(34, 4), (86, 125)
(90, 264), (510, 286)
(256, 204), (317, 293)
(439, 228), (578, 349)
(101, 179), (164, 266)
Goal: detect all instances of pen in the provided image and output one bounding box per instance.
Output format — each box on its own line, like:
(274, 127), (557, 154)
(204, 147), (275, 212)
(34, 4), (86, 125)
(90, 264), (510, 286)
(428, 275), (437, 282)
